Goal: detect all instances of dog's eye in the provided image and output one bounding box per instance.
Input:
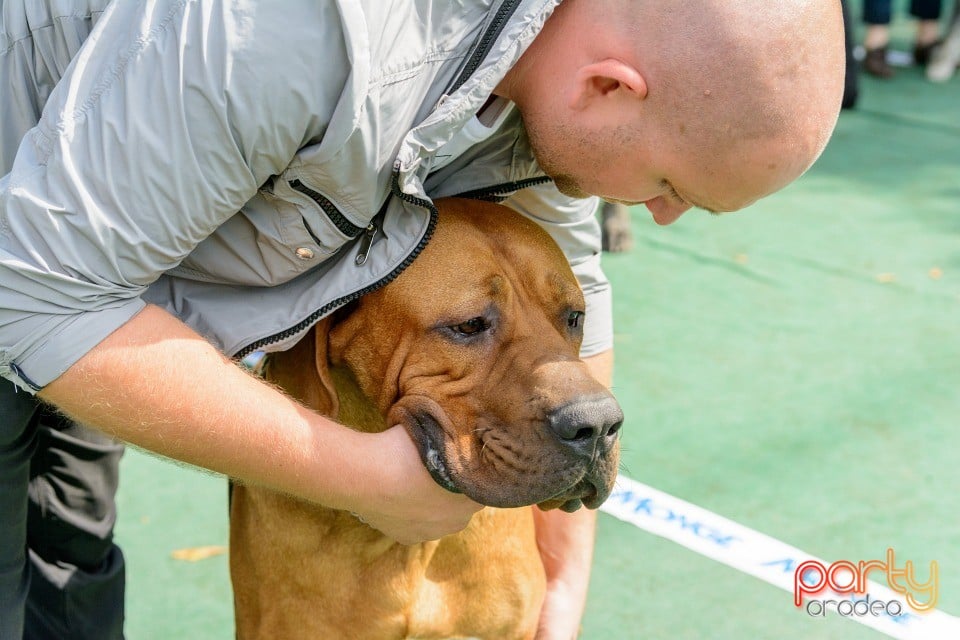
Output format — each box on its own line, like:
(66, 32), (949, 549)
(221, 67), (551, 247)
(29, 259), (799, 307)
(451, 317), (490, 336)
(567, 311), (584, 330)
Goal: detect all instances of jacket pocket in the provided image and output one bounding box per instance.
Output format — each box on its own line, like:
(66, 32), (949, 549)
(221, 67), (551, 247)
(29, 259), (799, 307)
(288, 179), (366, 242)
(166, 186), (351, 287)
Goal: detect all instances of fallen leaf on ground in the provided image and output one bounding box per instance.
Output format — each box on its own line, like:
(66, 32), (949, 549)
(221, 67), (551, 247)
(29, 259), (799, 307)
(170, 545), (227, 562)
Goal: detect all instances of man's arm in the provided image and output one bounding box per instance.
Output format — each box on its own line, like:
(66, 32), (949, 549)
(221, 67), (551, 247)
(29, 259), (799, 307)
(40, 304), (482, 544)
(534, 349), (613, 639)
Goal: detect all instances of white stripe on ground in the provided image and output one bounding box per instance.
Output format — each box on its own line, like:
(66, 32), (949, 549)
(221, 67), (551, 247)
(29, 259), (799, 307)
(599, 475), (960, 639)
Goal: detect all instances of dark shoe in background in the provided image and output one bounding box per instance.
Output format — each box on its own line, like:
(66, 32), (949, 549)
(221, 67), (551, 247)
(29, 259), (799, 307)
(863, 46), (895, 78)
(913, 40), (940, 66)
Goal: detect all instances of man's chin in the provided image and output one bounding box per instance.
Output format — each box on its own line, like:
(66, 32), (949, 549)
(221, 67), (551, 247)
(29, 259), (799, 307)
(551, 174), (590, 199)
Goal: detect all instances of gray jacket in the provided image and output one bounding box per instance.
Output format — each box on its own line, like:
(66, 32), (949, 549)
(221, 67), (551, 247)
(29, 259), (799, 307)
(0, 0), (611, 392)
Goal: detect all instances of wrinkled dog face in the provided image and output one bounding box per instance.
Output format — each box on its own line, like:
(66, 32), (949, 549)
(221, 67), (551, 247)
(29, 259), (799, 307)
(329, 200), (622, 511)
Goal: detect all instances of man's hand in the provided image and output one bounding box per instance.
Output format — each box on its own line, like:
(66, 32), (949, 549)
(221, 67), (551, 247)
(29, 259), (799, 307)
(533, 507), (596, 640)
(536, 581), (587, 640)
(351, 425), (483, 544)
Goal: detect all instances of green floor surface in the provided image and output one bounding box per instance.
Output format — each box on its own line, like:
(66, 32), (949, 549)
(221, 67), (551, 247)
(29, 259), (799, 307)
(116, 33), (960, 640)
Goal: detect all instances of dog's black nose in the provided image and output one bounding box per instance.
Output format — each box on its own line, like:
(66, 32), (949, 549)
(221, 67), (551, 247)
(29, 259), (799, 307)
(546, 396), (623, 458)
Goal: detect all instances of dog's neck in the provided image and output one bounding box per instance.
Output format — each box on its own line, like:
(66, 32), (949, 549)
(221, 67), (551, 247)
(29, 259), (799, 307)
(330, 365), (388, 434)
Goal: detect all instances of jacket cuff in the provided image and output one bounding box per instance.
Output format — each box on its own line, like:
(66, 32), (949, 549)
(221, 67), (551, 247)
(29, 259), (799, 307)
(1, 300), (146, 393)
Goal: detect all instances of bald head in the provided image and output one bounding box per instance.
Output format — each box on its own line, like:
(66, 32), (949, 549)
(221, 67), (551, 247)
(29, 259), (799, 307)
(500, 0), (846, 219)
(624, 0), (844, 171)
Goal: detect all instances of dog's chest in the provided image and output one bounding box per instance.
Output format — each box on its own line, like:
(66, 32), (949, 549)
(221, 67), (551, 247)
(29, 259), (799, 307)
(389, 507), (547, 640)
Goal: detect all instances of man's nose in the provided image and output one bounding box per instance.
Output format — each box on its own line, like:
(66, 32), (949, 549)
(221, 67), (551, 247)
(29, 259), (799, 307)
(645, 197), (692, 226)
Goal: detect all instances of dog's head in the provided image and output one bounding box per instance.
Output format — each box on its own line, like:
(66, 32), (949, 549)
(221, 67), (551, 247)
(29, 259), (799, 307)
(288, 198), (622, 512)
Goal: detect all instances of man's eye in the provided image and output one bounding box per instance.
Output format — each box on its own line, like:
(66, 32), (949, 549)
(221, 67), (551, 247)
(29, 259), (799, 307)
(665, 183), (688, 207)
(567, 311), (584, 329)
(451, 317), (490, 336)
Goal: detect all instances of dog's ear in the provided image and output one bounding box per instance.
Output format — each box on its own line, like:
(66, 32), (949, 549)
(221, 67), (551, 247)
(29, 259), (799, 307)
(262, 316), (339, 419)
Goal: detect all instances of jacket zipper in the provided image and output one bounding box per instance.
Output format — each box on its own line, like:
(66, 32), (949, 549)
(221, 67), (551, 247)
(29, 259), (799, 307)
(234, 172), (438, 359)
(236, 173), (555, 358)
(448, 0), (522, 94)
(455, 176), (552, 202)
(354, 222), (379, 266)
(445, 5), (553, 201)
(289, 179), (366, 238)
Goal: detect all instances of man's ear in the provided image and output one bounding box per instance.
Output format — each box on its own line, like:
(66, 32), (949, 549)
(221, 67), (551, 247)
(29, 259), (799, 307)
(570, 58), (648, 110)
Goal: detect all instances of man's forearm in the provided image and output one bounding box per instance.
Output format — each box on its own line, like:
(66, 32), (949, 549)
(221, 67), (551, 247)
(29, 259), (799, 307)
(41, 305), (363, 506)
(534, 348), (613, 639)
(534, 506), (597, 639)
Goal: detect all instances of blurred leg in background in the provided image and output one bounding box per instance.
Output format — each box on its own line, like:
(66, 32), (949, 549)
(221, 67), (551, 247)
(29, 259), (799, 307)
(910, 0), (945, 64)
(841, 0), (860, 108)
(862, 0), (896, 78)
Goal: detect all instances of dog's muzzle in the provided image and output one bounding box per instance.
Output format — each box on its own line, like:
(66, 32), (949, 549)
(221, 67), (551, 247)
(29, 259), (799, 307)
(527, 394), (623, 512)
(400, 394), (623, 510)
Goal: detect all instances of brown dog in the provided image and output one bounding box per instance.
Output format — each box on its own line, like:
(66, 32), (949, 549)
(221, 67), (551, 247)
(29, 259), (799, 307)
(230, 198), (622, 639)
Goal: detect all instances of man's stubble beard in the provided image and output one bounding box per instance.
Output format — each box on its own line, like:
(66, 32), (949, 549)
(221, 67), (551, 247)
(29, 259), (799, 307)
(521, 112), (591, 199)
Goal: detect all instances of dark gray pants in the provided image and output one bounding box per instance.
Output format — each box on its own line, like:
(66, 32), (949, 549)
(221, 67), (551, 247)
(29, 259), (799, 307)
(863, 0), (944, 24)
(0, 381), (125, 639)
